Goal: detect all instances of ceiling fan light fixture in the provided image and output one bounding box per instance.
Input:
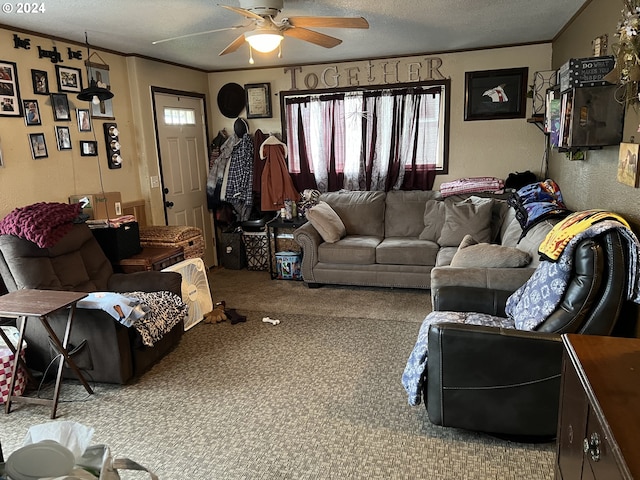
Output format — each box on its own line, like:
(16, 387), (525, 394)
(245, 29), (283, 53)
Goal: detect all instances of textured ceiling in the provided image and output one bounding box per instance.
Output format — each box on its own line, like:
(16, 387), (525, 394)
(0, 0), (589, 71)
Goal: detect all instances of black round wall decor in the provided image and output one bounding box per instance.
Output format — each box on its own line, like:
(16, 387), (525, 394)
(217, 83), (246, 118)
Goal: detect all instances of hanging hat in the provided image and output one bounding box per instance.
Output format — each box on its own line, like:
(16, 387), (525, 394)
(234, 117), (249, 137)
(217, 83), (245, 118)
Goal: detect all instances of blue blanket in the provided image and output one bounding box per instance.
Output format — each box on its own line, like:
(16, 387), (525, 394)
(506, 220), (640, 330)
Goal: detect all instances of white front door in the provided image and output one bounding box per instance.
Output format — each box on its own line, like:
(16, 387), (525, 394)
(154, 92), (216, 267)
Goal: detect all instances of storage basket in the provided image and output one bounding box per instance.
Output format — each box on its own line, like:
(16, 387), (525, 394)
(139, 225), (204, 260)
(0, 326), (27, 404)
(242, 231), (269, 271)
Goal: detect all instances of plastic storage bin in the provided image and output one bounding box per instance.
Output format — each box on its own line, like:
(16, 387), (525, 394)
(275, 251), (302, 280)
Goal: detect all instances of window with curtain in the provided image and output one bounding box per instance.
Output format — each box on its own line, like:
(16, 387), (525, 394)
(281, 80), (450, 192)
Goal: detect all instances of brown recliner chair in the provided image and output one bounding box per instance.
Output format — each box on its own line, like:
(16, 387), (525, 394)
(425, 230), (633, 439)
(0, 223), (184, 384)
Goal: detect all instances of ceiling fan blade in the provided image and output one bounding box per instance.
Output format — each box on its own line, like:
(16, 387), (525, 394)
(284, 27), (342, 48)
(219, 34), (247, 56)
(152, 25), (245, 45)
(220, 4), (265, 21)
(287, 16), (369, 29)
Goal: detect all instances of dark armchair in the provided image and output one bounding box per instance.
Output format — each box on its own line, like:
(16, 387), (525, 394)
(424, 229), (631, 439)
(0, 223), (184, 384)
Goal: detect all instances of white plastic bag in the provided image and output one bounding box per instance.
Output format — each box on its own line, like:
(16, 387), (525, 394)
(77, 445), (158, 480)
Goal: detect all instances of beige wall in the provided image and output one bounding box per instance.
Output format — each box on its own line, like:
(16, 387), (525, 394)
(0, 27), (210, 224)
(208, 44), (553, 190)
(0, 27), (558, 226)
(551, 0), (640, 229)
(125, 56), (209, 224)
(0, 28), (142, 217)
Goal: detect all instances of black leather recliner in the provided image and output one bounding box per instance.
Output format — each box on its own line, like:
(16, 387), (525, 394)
(0, 223), (184, 384)
(425, 230), (631, 439)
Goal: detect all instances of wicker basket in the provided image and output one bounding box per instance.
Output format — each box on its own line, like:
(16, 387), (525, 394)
(139, 225), (205, 260)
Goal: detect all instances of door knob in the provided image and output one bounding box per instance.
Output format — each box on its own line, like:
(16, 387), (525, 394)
(163, 188), (169, 194)
(165, 201), (174, 208)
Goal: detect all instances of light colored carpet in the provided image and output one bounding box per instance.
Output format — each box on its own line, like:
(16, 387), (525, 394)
(1, 269), (555, 479)
(209, 268), (431, 323)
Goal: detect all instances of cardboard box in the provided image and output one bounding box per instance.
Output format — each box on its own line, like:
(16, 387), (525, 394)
(69, 192), (122, 220)
(558, 56), (615, 93)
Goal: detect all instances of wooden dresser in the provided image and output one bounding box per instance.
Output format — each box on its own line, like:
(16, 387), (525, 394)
(555, 334), (640, 479)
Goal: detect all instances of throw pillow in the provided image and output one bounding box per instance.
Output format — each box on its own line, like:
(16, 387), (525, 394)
(437, 200), (493, 246)
(450, 234), (532, 268)
(418, 200), (445, 241)
(306, 201), (346, 243)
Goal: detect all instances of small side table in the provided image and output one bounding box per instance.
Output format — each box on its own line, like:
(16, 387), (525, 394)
(0, 289), (93, 418)
(266, 216), (307, 280)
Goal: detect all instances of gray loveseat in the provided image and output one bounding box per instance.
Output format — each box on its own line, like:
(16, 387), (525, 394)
(294, 189), (559, 291)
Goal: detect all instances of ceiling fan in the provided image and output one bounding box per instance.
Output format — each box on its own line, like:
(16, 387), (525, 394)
(153, 0), (369, 61)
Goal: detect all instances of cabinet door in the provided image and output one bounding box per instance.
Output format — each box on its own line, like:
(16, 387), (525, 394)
(556, 356), (589, 479)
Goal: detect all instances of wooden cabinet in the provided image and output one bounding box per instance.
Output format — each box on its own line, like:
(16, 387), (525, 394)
(114, 246), (184, 273)
(555, 334), (640, 479)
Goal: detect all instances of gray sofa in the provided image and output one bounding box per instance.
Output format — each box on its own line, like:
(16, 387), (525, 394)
(294, 189), (559, 291)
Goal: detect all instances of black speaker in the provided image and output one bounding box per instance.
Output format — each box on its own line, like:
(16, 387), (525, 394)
(104, 122), (122, 169)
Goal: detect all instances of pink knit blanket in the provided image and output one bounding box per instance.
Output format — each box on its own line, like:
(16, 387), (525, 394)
(0, 202), (82, 248)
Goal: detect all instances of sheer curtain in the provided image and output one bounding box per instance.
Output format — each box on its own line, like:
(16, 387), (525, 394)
(285, 84), (446, 192)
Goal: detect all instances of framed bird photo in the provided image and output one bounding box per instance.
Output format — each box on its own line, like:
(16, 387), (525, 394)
(464, 67), (528, 121)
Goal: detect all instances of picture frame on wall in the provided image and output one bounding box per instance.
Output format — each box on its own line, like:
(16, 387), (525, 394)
(0, 60), (23, 117)
(244, 83), (272, 118)
(617, 142), (639, 188)
(77, 108), (91, 132)
(464, 67), (528, 121)
(86, 62), (114, 119)
(28, 132), (48, 159)
(23, 100), (42, 126)
(31, 69), (49, 95)
(80, 140), (98, 156)
(55, 65), (83, 93)
(55, 125), (72, 151)
(51, 93), (71, 121)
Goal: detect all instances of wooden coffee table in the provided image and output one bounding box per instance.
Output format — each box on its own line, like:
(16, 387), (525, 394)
(0, 289), (93, 418)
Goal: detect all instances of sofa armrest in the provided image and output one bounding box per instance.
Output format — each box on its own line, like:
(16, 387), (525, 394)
(108, 271), (182, 296)
(433, 286), (512, 316)
(294, 222), (323, 283)
(430, 265), (534, 305)
(426, 322), (563, 437)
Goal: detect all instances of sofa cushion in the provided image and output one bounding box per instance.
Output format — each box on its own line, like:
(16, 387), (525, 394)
(317, 235), (381, 264)
(419, 200), (446, 241)
(437, 200), (493, 246)
(376, 237), (439, 266)
(306, 201), (346, 243)
(321, 191), (386, 237)
(385, 190), (441, 237)
(450, 234), (531, 268)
